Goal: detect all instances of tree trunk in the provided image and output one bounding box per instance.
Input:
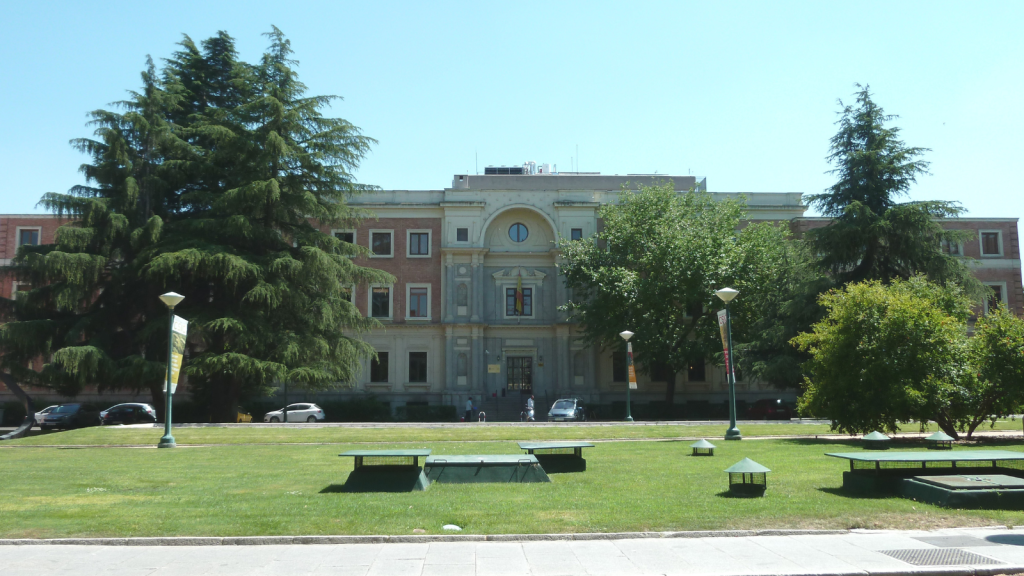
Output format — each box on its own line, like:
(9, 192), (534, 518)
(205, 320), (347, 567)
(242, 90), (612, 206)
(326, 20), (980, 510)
(149, 382), (165, 422)
(663, 370), (677, 408)
(934, 414), (960, 440)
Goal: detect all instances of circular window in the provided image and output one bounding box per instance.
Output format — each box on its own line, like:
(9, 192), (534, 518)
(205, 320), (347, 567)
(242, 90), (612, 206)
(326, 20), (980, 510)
(508, 223), (529, 243)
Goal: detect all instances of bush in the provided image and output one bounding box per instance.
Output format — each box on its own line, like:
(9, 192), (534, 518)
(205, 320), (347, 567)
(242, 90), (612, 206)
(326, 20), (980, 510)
(395, 404), (457, 422)
(2, 401), (27, 426)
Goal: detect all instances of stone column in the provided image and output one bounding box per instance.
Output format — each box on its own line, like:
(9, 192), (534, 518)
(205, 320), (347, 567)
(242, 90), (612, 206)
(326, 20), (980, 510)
(471, 326), (484, 394)
(471, 255), (483, 323)
(444, 325), (455, 390)
(555, 325), (570, 394)
(444, 255), (455, 323)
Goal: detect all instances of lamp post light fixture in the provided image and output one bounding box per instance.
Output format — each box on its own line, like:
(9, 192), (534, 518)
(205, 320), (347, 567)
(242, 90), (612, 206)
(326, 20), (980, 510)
(619, 330), (635, 422)
(157, 292), (184, 449)
(715, 287), (741, 440)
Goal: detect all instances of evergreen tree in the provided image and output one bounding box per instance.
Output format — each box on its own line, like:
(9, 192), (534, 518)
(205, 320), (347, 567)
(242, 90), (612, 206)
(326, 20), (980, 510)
(0, 29), (390, 419)
(806, 85), (981, 293)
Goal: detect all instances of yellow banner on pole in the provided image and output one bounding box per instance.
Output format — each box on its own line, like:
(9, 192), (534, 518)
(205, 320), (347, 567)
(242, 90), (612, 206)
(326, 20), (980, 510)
(163, 315), (188, 394)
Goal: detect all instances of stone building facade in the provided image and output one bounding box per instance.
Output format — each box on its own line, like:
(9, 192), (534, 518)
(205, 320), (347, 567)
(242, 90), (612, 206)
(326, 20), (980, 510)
(1, 173), (1021, 416)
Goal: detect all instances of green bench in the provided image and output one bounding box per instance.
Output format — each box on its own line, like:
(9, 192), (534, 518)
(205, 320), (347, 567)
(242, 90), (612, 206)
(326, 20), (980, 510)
(518, 441), (595, 473)
(338, 449), (432, 492)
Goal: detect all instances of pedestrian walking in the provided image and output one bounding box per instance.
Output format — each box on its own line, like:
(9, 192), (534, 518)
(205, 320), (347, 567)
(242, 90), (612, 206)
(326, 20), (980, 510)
(465, 397), (474, 422)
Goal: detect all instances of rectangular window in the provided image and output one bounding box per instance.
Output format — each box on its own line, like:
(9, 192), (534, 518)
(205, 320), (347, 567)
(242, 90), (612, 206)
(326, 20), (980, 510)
(986, 285), (1004, 314)
(942, 240), (961, 256)
(688, 358), (706, 382)
(334, 231), (354, 244)
(341, 284), (356, 306)
(17, 229), (40, 247)
(409, 287), (428, 318)
(570, 228), (583, 241)
(371, 231), (393, 257)
(981, 231), (1001, 256)
(12, 283), (31, 301)
(371, 286), (391, 318)
(505, 287), (532, 316)
(370, 352), (389, 382)
(612, 350), (627, 383)
(409, 232), (430, 256)
(409, 352), (428, 383)
(456, 228), (469, 242)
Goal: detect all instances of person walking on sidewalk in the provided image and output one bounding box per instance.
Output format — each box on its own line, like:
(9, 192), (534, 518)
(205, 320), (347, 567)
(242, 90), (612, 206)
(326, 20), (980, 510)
(465, 397), (474, 422)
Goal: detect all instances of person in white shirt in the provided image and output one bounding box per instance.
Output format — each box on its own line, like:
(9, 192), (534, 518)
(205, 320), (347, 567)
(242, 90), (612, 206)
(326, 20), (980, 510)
(465, 397), (474, 422)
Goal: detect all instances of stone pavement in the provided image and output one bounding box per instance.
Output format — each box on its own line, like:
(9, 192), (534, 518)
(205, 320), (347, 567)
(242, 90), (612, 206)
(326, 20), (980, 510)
(4, 527), (1024, 576)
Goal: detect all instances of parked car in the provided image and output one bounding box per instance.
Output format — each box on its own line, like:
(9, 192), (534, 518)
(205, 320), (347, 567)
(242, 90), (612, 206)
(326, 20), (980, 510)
(264, 403), (325, 423)
(40, 403), (102, 430)
(33, 405), (58, 427)
(100, 403), (157, 422)
(746, 399), (794, 420)
(102, 404), (157, 425)
(547, 397), (587, 422)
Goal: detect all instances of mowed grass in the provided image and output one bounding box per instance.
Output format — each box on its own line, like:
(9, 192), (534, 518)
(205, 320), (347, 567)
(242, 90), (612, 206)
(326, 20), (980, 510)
(1, 436), (1023, 539)
(7, 418), (1021, 447)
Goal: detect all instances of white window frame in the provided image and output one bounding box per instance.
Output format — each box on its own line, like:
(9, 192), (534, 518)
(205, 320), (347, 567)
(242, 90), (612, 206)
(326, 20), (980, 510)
(369, 229), (394, 258)
(15, 226), (41, 247)
(983, 282), (1008, 314)
(405, 283), (432, 321)
(502, 285), (536, 319)
(455, 227), (470, 243)
(368, 283), (394, 320)
(12, 281), (30, 301)
(941, 239), (964, 257)
(332, 228), (356, 245)
(343, 283), (357, 307)
(406, 229), (432, 258)
(979, 230), (1003, 257)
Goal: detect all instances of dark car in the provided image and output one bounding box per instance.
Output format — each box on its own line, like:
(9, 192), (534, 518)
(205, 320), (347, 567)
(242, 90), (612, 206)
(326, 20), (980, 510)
(40, 403), (102, 430)
(746, 399), (794, 420)
(102, 405), (157, 425)
(547, 397), (587, 422)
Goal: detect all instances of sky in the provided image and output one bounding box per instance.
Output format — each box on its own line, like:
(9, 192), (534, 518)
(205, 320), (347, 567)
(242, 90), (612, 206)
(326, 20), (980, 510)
(1, 1), (1021, 222)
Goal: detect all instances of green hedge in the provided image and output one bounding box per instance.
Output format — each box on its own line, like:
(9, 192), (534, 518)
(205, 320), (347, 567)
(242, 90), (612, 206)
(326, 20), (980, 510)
(394, 404), (457, 422)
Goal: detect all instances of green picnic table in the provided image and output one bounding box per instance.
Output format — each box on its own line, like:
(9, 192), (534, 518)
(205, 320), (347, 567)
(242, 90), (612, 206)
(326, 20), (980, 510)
(337, 449), (432, 492)
(517, 441), (595, 473)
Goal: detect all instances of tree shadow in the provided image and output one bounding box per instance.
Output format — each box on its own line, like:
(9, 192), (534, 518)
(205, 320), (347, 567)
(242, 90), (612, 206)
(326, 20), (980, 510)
(986, 534), (1024, 546)
(714, 490), (765, 499)
(816, 486), (891, 500)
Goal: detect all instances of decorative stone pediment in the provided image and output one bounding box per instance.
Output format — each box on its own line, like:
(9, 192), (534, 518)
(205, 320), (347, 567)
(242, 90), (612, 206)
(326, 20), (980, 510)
(492, 266), (547, 280)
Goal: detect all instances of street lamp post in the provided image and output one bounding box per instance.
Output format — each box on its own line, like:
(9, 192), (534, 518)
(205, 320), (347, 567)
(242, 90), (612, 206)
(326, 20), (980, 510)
(157, 292), (184, 448)
(715, 287), (741, 440)
(619, 330), (635, 422)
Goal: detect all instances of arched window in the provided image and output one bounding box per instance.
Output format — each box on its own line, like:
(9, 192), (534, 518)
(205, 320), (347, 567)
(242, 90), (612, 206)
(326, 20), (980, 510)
(508, 223), (529, 243)
(457, 353), (468, 377)
(456, 283), (468, 306)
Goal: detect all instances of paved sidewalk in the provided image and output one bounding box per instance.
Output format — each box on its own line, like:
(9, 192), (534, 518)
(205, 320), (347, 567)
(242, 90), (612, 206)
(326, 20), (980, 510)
(4, 527), (1024, 576)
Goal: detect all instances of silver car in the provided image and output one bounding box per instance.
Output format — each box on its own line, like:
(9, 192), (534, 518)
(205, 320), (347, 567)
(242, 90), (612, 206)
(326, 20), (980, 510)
(34, 405), (58, 426)
(548, 398), (586, 422)
(264, 403), (325, 423)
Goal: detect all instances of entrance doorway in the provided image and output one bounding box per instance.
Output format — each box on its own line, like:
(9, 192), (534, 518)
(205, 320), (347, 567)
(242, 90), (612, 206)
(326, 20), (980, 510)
(506, 357), (533, 394)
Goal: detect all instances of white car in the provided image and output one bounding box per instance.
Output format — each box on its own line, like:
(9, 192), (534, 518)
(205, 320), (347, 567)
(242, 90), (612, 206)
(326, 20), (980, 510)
(34, 405), (58, 426)
(264, 403), (325, 423)
(100, 403), (157, 421)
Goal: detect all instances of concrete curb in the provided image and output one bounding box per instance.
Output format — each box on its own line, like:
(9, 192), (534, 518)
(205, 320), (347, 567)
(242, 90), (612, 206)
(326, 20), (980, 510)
(0, 528), (849, 546)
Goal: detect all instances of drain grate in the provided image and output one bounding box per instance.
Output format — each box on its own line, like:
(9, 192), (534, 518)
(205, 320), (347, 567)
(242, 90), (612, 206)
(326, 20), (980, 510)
(880, 548), (1002, 566)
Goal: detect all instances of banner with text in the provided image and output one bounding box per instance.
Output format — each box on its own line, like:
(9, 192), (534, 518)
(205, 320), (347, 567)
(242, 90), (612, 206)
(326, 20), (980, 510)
(163, 315), (188, 394)
(717, 309), (733, 380)
(627, 343), (638, 390)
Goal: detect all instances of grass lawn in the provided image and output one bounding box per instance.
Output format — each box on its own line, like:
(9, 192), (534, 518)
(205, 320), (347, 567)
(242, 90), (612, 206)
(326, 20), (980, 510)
(7, 418), (1021, 446)
(1, 434), (1023, 538)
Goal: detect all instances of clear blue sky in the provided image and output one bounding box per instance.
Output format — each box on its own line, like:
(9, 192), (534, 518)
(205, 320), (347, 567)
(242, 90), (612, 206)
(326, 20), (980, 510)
(2, 1), (1021, 221)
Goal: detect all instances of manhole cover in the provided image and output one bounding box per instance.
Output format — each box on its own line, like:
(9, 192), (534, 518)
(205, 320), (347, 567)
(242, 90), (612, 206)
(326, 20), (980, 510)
(913, 536), (1001, 548)
(880, 549), (1002, 566)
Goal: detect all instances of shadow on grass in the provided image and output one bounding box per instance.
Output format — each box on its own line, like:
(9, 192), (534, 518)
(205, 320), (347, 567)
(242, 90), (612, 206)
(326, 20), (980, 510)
(816, 486), (889, 500)
(714, 490), (766, 499)
(320, 468), (430, 493)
